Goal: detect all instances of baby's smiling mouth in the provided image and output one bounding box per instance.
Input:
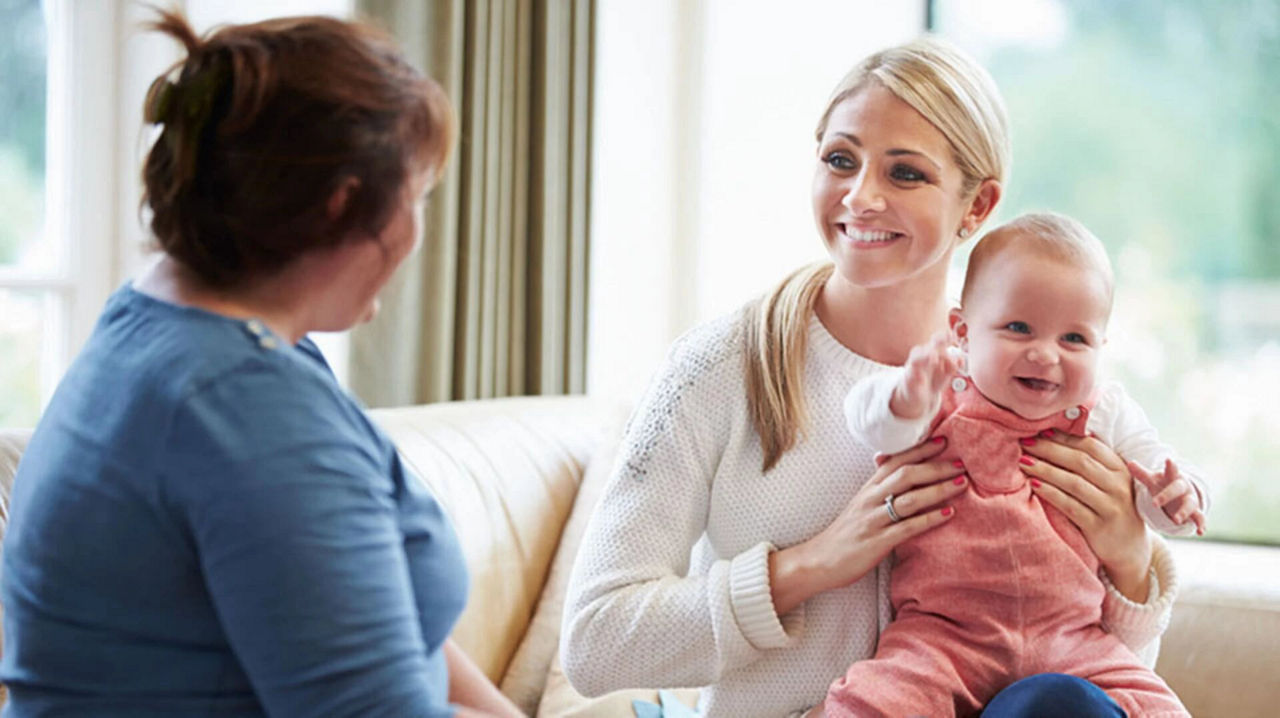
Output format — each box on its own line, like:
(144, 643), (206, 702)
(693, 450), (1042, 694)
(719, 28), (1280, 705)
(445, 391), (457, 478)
(1016, 377), (1059, 392)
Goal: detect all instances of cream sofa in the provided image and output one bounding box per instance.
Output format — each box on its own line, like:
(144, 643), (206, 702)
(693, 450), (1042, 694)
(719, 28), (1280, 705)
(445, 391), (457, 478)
(1, 396), (1277, 717)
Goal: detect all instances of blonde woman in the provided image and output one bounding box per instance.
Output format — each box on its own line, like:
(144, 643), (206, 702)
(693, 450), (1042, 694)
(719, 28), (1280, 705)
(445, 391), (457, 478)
(562, 37), (1175, 718)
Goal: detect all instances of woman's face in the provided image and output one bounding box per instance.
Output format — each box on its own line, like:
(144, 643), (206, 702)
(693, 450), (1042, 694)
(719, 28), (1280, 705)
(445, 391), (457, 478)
(812, 84), (976, 289)
(343, 168), (433, 328)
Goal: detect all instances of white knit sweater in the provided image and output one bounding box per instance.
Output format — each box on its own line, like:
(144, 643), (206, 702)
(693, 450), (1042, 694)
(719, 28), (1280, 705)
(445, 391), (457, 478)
(561, 309), (1177, 718)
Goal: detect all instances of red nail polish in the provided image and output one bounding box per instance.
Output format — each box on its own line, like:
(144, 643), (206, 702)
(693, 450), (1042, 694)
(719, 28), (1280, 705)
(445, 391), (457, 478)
(1031, 479), (1042, 488)
(953, 475), (966, 485)
(952, 459), (964, 468)
(1019, 437), (1036, 446)
(1019, 455), (1035, 466)
(1040, 429), (1054, 438)
(932, 436), (946, 444)
(941, 507), (954, 517)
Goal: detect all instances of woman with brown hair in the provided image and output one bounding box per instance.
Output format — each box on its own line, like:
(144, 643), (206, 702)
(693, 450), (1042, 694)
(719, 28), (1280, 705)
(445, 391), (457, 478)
(0, 11), (519, 717)
(562, 37), (1177, 717)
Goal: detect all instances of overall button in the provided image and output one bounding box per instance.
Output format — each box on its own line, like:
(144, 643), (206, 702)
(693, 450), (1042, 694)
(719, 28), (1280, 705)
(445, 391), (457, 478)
(950, 377), (968, 393)
(1064, 406), (1082, 420)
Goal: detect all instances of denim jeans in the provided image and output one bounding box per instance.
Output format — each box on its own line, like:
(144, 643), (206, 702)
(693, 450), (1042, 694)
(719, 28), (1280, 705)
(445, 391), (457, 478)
(982, 673), (1127, 717)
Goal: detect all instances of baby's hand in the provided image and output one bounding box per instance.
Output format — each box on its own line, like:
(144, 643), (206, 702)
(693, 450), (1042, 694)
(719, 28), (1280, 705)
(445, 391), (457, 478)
(1128, 458), (1206, 536)
(890, 332), (961, 419)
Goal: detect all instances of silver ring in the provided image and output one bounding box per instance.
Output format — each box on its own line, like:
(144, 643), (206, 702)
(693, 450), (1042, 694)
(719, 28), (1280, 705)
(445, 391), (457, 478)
(884, 493), (902, 523)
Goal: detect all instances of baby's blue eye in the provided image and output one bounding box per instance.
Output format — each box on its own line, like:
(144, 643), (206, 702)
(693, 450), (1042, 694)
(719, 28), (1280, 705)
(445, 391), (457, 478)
(1004, 321), (1030, 333)
(1063, 332), (1088, 344)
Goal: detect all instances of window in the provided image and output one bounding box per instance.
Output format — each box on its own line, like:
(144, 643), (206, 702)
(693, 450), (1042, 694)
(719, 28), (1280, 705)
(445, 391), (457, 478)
(0, 0), (357, 429)
(933, 0), (1280, 543)
(0, 0), (56, 427)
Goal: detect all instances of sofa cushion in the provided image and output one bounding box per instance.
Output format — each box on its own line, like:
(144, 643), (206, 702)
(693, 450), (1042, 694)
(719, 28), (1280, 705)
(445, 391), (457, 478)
(497, 400), (632, 713)
(369, 396), (608, 685)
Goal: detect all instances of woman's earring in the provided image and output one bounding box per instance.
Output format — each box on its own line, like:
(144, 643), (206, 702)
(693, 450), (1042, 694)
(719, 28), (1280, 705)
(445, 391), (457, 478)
(958, 226), (970, 239)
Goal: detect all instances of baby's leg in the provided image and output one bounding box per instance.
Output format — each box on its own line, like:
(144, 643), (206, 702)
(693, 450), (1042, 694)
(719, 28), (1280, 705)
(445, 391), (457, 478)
(825, 616), (998, 718)
(1042, 629), (1190, 718)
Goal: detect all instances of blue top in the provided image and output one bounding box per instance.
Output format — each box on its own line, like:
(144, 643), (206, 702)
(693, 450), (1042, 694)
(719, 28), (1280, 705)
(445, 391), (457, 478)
(0, 285), (468, 717)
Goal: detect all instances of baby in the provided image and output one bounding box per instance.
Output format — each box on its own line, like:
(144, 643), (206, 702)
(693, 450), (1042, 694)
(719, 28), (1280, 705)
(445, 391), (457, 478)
(827, 212), (1206, 717)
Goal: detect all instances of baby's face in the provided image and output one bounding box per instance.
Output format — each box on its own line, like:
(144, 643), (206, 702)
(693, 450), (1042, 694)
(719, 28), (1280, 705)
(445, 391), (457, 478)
(955, 249), (1111, 420)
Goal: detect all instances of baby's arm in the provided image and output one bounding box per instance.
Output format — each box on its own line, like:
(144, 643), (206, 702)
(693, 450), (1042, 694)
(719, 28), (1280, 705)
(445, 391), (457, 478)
(1092, 382), (1210, 537)
(843, 332), (959, 452)
(1128, 458), (1207, 535)
(891, 332), (962, 419)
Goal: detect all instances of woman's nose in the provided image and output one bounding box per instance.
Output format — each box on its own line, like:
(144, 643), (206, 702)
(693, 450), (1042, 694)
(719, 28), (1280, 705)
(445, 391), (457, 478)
(842, 172), (886, 214)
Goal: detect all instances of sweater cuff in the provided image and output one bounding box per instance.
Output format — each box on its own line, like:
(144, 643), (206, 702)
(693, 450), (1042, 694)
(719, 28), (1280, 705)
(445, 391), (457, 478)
(1099, 535), (1177, 652)
(729, 541), (802, 650)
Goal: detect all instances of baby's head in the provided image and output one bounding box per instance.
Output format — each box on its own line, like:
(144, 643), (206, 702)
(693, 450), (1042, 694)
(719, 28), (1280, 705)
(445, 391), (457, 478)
(951, 212), (1114, 420)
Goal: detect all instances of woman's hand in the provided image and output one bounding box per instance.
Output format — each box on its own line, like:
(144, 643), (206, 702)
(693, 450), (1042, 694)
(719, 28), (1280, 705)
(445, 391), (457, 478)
(446, 639), (526, 717)
(1019, 430), (1153, 601)
(769, 437), (966, 615)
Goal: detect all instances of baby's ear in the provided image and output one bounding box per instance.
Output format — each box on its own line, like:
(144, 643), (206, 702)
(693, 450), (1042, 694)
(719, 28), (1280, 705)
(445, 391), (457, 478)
(948, 308), (968, 346)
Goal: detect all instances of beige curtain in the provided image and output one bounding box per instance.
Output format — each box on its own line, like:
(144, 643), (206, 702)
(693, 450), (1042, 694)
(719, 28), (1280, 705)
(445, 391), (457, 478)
(350, 0), (592, 407)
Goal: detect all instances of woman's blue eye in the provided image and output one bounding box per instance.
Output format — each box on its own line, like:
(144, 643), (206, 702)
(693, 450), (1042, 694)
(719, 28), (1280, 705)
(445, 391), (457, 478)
(823, 152), (856, 171)
(890, 165), (926, 182)
(1004, 321), (1030, 333)
(1063, 332), (1088, 344)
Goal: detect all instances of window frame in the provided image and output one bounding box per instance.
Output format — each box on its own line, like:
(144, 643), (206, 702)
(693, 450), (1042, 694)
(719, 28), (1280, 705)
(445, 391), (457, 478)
(0, 1), (168, 414)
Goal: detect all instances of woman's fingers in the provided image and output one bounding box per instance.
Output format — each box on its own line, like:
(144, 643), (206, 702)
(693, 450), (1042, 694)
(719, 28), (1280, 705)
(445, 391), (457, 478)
(1022, 432), (1128, 499)
(886, 504), (957, 542)
(874, 436), (949, 479)
(886, 474), (966, 524)
(883, 457), (967, 499)
(1034, 430), (1127, 474)
(1029, 473), (1098, 533)
(1018, 452), (1109, 515)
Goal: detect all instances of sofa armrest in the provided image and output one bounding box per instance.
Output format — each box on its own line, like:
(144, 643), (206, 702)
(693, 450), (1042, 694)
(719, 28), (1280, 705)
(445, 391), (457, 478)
(1158, 540), (1280, 718)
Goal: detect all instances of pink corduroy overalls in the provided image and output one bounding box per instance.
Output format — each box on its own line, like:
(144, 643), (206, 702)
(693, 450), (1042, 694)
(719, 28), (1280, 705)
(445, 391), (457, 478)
(826, 377), (1189, 718)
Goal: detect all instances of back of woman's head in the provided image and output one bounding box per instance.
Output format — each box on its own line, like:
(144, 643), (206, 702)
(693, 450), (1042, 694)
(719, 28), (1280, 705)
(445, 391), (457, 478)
(815, 36), (1010, 197)
(141, 10), (452, 288)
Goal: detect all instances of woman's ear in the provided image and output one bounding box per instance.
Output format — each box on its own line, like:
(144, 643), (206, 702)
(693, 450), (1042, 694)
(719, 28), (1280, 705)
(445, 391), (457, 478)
(326, 176), (361, 223)
(964, 179), (1002, 233)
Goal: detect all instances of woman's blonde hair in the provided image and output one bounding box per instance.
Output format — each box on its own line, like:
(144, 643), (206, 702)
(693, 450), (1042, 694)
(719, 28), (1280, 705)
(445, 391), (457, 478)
(744, 37), (1011, 472)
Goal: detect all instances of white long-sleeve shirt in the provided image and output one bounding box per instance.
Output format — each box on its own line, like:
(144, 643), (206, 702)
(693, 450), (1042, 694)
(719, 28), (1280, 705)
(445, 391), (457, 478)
(844, 369), (1209, 537)
(562, 310), (1178, 718)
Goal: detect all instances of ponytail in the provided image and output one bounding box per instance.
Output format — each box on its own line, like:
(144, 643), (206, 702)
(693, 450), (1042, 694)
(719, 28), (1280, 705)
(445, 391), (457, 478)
(743, 262), (833, 472)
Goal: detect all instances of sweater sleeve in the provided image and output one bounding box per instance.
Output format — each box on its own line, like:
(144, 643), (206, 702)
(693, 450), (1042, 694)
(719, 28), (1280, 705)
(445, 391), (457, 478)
(560, 321), (800, 696)
(1098, 534), (1178, 667)
(842, 368), (937, 454)
(1091, 382), (1210, 537)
